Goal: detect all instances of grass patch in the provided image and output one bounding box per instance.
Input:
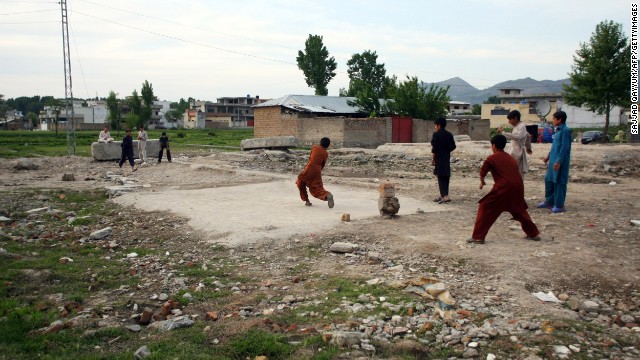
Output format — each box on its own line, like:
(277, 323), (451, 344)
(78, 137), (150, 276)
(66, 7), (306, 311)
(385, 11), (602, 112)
(0, 129), (253, 158)
(223, 328), (294, 359)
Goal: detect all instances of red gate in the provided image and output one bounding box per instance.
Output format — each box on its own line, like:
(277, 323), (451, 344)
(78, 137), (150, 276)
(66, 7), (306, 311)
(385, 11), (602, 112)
(392, 116), (412, 143)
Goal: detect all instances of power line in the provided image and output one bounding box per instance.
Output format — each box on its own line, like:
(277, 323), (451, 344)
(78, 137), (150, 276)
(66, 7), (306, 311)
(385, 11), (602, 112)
(0, 9), (57, 15)
(71, 10), (297, 66)
(76, 0), (298, 51)
(0, 20), (57, 24)
(70, 24), (90, 99)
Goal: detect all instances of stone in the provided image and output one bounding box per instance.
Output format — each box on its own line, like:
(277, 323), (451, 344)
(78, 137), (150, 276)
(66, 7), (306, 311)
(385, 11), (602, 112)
(240, 136), (299, 150)
(126, 324), (142, 332)
(379, 182), (396, 198)
(62, 173), (75, 181)
(147, 316), (194, 331)
(89, 227), (112, 240)
(620, 314), (635, 323)
(14, 158), (39, 170)
(139, 307), (153, 325)
(378, 197), (400, 216)
(580, 300), (600, 312)
(158, 293), (169, 301)
(328, 331), (367, 347)
(330, 242), (358, 253)
(26, 207), (49, 214)
(206, 311), (219, 321)
(567, 297), (581, 311)
(462, 348), (479, 358)
(134, 345), (152, 359)
(558, 293), (570, 301)
(366, 252), (383, 264)
(486, 354), (496, 360)
(554, 345), (571, 358)
(341, 213), (351, 222)
(92, 140), (160, 161)
(630, 220), (640, 227)
(0, 216), (12, 224)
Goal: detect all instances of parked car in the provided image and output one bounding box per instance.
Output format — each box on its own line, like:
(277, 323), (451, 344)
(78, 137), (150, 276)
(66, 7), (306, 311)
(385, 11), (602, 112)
(581, 131), (609, 144)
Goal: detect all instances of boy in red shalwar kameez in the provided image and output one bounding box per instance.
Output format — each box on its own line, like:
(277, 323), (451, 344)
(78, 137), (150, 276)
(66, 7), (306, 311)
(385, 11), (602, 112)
(297, 137), (334, 208)
(468, 135), (540, 244)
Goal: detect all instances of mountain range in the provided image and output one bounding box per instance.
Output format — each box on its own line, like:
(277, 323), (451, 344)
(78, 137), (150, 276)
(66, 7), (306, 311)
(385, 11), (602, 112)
(424, 77), (570, 105)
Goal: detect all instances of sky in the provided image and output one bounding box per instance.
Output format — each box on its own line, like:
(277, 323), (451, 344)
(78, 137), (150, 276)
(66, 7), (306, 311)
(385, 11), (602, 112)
(0, 0), (634, 102)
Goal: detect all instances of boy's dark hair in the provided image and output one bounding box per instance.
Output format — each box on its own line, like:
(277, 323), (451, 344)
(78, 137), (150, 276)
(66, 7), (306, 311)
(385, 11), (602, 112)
(162, 132), (166, 135)
(320, 137), (331, 148)
(491, 134), (507, 150)
(507, 110), (521, 121)
(553, 111), (567, 123)
(139, 125), (144, 129)
(125, 128), (131, 132)
(434, 117), (447, 128)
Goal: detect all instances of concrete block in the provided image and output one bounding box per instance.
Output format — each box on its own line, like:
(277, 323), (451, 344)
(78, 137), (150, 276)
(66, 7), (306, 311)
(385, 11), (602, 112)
(378, 197), (400, 216)
(241, 136), (299, 150)
(91, 140), (160, 161)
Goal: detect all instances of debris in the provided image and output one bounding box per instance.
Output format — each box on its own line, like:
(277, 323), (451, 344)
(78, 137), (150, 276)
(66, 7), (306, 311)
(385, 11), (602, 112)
(532, 291), (562, 303)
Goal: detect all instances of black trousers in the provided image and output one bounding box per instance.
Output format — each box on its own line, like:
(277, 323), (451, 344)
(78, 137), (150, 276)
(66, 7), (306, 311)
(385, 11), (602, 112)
(158, 146), (171, 162)
(119, 152), (134, 167)
(437, 175), (450, 197)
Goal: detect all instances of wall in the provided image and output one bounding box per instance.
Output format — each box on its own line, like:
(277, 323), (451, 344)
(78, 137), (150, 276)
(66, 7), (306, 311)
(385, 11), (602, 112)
(559, 103), (623, 128)
(254, 106), (392, 148)
(413, 118), (490, 142)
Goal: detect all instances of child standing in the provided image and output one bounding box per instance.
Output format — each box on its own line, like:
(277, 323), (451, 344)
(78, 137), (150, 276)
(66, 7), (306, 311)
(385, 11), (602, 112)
(119, 129), (138, 173)
(137, 125), (148, 163)
(158, 132), (172, 163)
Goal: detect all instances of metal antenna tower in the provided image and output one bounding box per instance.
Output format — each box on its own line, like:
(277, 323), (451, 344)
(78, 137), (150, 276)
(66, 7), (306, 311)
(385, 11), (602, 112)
(60, 0), (75, 155)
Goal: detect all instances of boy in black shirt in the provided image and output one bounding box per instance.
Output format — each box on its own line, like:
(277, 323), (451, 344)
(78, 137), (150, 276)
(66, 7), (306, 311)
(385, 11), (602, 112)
(158, 132), (172, 163)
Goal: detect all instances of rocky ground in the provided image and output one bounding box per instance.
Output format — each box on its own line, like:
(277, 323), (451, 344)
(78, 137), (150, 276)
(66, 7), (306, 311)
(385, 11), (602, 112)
(0, 140), (639, 359)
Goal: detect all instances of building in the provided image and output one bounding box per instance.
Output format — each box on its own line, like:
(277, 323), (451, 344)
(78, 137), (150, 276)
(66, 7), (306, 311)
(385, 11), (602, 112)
(39, 99), (107, 130)
(181, 95), (268, 129)
(253, 95), (490, 147)
(447, 101), (471, 115)
(480, 88), (623, 128)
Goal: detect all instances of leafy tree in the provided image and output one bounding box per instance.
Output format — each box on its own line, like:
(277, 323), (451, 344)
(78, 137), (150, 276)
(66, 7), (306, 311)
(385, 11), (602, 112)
(296, 34), (337, 96)
(106, 91), (121, 135)
(46, 98), (63, 134)
(563, 20), (630, 141)
(347, 80), (382, 117)
(128, 90), (142, 118)
(26, 112), (39, 129)
(345, 50), (388, 97)
(140, 80), (155, 126)
(390, 76), (450, 120)
(125, 113), (140, 130)
(471, 104), (481, 115)
(483, 95), (501, 104)
(0, 94), (9, 129)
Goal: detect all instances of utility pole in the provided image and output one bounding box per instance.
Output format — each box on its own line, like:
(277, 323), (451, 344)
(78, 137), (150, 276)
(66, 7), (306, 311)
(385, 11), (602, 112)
(60, 0), (76, 155)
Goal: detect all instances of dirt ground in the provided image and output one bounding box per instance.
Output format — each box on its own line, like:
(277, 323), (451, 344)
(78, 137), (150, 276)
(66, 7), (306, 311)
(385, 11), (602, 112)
(1, 139), (639, 357)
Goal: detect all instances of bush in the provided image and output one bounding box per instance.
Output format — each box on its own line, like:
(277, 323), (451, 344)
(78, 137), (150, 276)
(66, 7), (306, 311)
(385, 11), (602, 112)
(207, 131), (216, 137)
(177, 132), (186, 138)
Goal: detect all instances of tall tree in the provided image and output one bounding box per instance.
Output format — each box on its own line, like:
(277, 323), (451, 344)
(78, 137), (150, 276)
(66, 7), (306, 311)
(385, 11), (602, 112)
(140, 80), (155, 126)
(106, 91), (121, 135)
(45, 98), (63, 134)
(128, 90), (142, 117)
(296, 34), (337, 96)
(483, 95), (501, 104)
(345, 50), (388, 97)
(563, 20), (630, 140)
(390, 76), (450, 120)
(0, 94), (9, 129)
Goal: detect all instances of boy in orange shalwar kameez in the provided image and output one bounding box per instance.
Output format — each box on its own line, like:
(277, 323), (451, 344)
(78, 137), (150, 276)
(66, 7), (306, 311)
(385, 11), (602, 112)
(296, 137), (334, 208)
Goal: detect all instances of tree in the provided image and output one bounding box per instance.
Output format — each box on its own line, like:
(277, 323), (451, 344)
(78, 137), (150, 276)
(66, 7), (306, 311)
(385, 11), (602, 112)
(140, 80), (155, 126)
(46, 98), (63, 134)
(483, 95), (501, 104)
(0, 94), (9, 129)
(345, 50), (388, 97)
(390, 76), (450, 120)
(128, 90), (142, 119)
(563, 20), (630, 140)
(26, 112), (39, 129)
(106, 91), (121, 135)
(344, 50), (397, 116)
(296, 34), (337, 96)
(471, 104), (482, 115)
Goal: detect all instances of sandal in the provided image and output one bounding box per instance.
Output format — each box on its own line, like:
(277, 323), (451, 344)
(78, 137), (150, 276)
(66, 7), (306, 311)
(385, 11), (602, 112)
(524, 235), (541, 241)
(466, 238), (485, 244)
(438, 199), (451, 204)
(326, 193), (334, 209)
(433, 197), (443, 202)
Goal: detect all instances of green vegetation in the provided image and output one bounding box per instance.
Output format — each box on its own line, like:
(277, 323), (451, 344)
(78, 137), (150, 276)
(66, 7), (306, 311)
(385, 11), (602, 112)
(0, 128), (253, 158)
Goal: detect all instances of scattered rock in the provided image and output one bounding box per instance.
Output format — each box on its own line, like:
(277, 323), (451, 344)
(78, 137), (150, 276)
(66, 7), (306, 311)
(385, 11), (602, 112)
(62, 173), (75, 181)
(89, 227), (112, 240)
(330, 242), (358, 253)
(15, 158), (39, 170)
(134, 345), (152, 359)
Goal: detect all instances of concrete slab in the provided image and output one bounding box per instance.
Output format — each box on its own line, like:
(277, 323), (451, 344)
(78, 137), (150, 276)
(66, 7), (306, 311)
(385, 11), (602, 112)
(241, 136), (299, 150)
(112, 179), (446, 246)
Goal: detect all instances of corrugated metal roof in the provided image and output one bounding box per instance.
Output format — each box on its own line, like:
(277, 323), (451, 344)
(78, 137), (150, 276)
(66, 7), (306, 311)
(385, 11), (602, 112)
(253, 95), (363, 114)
